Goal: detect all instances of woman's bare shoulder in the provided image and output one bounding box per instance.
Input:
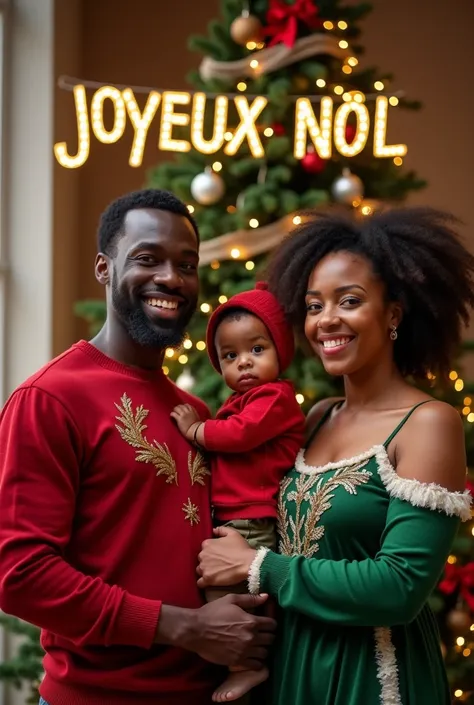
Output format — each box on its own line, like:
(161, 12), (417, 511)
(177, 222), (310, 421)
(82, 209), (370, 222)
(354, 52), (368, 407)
(396, 400), (467, 491)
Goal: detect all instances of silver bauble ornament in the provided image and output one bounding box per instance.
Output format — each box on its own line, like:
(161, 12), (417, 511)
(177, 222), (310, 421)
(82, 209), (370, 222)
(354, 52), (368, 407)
(331, 168), (364, 205)
(191, 168), (225, 206)
(176, 367), (195, 392)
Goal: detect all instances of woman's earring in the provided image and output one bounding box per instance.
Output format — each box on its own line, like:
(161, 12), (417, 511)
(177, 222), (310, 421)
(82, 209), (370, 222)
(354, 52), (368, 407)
(390, 325), (398, 341)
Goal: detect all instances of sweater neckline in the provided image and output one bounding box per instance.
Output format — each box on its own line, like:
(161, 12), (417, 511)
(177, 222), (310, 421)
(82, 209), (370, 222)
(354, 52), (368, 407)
(75, 340), (166, 382)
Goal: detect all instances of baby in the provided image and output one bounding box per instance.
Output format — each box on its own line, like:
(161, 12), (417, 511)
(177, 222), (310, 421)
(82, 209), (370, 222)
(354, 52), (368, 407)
(171, 282), (305, 703)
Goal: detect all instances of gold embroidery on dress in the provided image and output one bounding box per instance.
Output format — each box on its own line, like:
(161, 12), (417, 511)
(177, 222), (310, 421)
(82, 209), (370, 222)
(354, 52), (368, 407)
(188, 450), (210, 486)
(278, 462), (372, 558)
(182, 497), (200, 525)
(115, 393), (178, 485)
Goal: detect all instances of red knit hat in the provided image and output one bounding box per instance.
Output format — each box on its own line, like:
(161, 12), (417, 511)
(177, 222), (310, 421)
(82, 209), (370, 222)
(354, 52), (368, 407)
(206, 281), (295, 374)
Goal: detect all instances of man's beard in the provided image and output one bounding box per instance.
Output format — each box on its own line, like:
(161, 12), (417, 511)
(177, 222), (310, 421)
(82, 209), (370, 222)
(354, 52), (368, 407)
(111, 271), (195, 349)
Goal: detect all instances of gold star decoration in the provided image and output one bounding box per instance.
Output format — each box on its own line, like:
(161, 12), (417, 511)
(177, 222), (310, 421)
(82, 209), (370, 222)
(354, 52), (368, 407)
(182, 498), (200, 526)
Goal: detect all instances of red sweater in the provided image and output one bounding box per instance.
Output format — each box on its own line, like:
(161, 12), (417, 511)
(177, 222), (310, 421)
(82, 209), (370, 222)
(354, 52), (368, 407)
(204, 381), (305, 521)
(0, 341), (221, 705)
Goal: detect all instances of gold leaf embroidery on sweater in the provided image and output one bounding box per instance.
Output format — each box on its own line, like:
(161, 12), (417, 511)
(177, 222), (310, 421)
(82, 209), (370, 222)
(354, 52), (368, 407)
(115, 393), (178, 485)
(188, 450), (210, 486)
(183, 498), (200, 525)
(278, 462), (371, 558)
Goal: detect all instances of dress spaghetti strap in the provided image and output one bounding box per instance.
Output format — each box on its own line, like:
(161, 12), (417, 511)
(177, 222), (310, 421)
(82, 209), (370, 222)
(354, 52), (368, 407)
(306, 399), (436, 451)
(383, 400), (436, 448)
(305, 400), (343, 448)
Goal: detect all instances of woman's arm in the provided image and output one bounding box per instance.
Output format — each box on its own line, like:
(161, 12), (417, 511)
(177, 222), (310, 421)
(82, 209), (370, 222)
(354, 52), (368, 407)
(198, 402), (471, 626)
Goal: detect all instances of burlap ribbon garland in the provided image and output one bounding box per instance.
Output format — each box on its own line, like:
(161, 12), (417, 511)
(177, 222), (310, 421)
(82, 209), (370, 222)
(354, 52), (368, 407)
(199, 213), (298, 266)
(199, 34), (348, 82)
(198, 201), (385, 267)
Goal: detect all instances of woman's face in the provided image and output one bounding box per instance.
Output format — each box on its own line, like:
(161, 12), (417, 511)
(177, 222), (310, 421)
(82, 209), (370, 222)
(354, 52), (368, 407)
(304, 250), (400, 377)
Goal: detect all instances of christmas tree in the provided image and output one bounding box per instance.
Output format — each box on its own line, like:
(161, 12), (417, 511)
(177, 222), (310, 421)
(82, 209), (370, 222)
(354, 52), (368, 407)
(146, 0), (426, 411)
(0, 614), (42, 703)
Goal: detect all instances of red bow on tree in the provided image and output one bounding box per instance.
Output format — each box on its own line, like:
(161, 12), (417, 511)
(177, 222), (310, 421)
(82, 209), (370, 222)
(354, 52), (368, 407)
(438, 561), (474, 612)
(263, 0), (321, 48)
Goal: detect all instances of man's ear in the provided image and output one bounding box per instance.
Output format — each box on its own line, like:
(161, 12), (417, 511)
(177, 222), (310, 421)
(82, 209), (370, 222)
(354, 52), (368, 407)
(95, 253), (111, 286)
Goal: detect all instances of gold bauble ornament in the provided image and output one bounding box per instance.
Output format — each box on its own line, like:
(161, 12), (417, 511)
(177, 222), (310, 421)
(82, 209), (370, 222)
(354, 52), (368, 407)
(230, 12), (262, 46)
(446, 608), (472, 633)
(293, 75), (310, 92)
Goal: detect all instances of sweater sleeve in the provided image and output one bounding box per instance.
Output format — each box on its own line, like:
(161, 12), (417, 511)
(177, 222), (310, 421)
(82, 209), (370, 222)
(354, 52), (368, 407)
(0, 387), (161, 649)
(251, 472), (471, 627)
(204, 383), (302, 453)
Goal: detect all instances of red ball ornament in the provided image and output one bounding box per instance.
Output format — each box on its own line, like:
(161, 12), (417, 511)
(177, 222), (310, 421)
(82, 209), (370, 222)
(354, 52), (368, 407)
(301, 148), (326, 174)
(345, 124), (357, 144)
(271, 122), (286, 136)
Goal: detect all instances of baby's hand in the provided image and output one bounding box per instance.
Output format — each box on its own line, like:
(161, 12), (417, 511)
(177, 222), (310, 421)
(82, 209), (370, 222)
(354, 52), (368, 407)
(171, 404), (202, 440)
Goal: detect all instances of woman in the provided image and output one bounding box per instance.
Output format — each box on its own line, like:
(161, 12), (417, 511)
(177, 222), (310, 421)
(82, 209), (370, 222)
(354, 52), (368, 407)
(197, 207), (474, 705)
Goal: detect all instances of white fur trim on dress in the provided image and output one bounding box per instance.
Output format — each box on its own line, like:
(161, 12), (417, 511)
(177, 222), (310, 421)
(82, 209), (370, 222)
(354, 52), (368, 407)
(374, 627), (402, 705)
(375, 447), (472, 522)
(295, 445), (379, 475)
(248, 546), (270, 595)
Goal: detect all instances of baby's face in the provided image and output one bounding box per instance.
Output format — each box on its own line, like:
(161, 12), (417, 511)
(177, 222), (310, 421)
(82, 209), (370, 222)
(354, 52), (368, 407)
(215, 313), (280, 393)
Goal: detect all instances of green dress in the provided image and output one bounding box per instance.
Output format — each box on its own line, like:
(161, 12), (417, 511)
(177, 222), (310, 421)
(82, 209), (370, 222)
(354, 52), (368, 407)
(252, 402), (472, 705)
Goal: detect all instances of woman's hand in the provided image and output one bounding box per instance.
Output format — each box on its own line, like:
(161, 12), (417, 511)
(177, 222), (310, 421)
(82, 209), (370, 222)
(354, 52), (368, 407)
(197, 526), (257, 588)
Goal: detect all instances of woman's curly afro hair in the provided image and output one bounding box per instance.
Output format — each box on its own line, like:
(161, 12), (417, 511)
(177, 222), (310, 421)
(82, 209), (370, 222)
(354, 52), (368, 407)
(267, 207), (474, 380)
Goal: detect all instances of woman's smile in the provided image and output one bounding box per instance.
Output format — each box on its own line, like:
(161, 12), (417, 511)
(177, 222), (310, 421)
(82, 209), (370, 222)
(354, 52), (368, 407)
(318, 335), (355, 356)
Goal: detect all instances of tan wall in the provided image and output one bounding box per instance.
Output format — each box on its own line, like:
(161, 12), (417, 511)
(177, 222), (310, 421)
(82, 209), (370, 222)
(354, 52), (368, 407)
(52, 0), (474, 355)
(357, 0), (474, 226)
(53, 0), (82, 354)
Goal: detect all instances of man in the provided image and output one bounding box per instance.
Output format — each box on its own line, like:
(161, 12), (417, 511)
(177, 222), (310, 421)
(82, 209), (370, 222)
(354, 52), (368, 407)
(0, 189), (275, 705)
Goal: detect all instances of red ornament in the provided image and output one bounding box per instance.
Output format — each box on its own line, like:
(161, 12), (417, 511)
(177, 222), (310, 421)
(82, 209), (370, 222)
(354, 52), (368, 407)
(263, 0), (321, 48)
(466, 477), (474, 497)
(345, 124), (357, 144)
(271, 122), (286, 136)
(301, 148), (326, 174)
(439, 561), (474, 612)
